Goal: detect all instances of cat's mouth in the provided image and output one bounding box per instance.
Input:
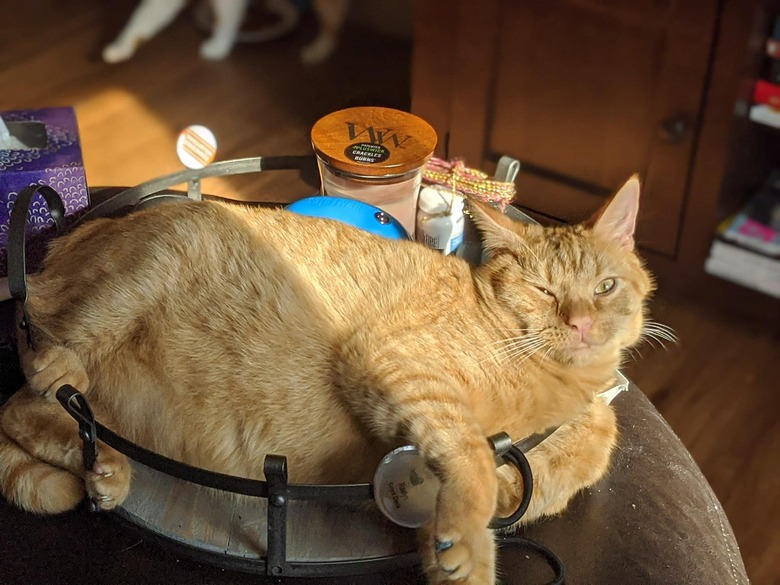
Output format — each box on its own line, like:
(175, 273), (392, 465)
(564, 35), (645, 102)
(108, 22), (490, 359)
(567, 340), (606, 357)
(571, 339), (600, 351)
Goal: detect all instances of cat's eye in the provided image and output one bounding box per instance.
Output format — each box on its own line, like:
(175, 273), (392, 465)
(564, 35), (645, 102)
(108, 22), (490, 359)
(595, 278), (616, 295)
(535, 286), (555, 298)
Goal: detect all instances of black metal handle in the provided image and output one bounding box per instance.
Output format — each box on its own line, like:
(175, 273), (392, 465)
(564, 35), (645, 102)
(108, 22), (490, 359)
(488, 433), (534, 530)
(7, 184), (66, 305)
(55, 385), (97, 473)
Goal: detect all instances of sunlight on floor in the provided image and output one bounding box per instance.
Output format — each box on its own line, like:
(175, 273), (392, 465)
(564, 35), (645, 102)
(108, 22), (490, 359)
(75, 87), (241, 198)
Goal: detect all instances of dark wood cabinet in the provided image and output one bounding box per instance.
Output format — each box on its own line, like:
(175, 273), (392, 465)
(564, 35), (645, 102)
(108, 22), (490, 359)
(412, 0), (780, 307)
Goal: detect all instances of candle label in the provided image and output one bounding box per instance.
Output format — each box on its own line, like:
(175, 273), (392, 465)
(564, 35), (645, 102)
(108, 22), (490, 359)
(344, 142), (391, 165)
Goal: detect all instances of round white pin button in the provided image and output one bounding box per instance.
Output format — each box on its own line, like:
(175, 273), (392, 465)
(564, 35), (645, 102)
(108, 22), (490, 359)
(176, 125), (217, 169)
(373, 445), (441, 528)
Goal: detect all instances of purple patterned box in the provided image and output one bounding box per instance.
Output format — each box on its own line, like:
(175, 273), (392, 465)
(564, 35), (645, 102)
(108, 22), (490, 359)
(0, 107), (90, 282)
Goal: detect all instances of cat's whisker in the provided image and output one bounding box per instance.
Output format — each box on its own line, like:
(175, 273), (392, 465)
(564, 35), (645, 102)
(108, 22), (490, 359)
(486, 338), (547, 365)
(491, 336), (544, 352)
(637, 319), (678, 353)
(643, 321), (678, 343)
(487, 345), (539, 365)
(543, 345), (555, 363)
(644, 327), (677, 343)
(489, 337), (546, 359)
(502, 347), (544, 366)
(491, 329), (544, 343)
(625, 345), (644, 362)
(638, 329), (676, 351)
(491, 335), (545, 355)
(639, 334), (660, 349)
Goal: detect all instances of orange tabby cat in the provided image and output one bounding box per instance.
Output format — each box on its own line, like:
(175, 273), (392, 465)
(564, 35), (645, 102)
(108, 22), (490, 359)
(0, 176), (653, 585)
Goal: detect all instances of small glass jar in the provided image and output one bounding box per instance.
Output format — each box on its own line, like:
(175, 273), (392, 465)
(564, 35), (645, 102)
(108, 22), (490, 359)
(311, 106), (437, 238)
(416, 185), (465, 255)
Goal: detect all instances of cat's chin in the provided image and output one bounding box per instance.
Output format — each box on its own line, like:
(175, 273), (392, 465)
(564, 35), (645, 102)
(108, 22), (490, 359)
(557, 344), (615, 368)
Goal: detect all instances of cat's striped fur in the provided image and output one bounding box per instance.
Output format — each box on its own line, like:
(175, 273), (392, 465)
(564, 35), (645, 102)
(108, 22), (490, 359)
(0, 177), (653, 584)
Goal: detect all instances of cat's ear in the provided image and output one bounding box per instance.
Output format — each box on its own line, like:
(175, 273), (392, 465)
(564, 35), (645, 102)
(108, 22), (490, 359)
(467, 198), (526, 252)
(588, 175), (641, 250)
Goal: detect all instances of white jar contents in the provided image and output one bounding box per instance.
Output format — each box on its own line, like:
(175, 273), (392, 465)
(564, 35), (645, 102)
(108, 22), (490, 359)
(416, 186), (465, 255)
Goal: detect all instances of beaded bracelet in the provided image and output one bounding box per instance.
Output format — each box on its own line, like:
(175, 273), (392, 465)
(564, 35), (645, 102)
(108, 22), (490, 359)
(422, 157), (516, 211)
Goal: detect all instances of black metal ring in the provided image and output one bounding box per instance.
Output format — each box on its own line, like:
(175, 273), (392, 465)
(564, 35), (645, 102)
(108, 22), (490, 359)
(490, 445), (534, 529)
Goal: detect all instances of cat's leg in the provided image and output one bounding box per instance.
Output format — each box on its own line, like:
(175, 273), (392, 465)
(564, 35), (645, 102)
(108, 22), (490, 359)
(16, 305), (90, 401)
(19, 343), (90, 401)
(300, 0), (349, 64)
(336, 345), (498, 584)
(0, 389), (131, 512)
(419, 526), (496, 585)
(200, 0), (250, 60)
(103, 0), (188, 63)
(0, 425), (85, 513)
(495, 397), (618, 525)
(393, 403), (498, 584)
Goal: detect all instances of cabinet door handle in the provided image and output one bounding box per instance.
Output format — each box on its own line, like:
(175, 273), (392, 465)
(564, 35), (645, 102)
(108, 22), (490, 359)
(659, 115), (692, 144)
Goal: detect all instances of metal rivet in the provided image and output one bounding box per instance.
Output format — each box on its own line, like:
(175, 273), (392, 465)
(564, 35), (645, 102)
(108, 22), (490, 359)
(271, 565), (283, 575)
(374, 211), (390, 225)
(271, 494), (286, 507)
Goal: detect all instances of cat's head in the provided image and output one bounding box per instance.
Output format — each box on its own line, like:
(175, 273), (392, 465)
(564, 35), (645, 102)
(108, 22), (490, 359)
(470, 176), (654, 368)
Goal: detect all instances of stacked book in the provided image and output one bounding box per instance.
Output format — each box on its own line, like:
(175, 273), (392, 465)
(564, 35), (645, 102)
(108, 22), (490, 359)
(705, 172), (780, 298)
(749, 15), (780, 129)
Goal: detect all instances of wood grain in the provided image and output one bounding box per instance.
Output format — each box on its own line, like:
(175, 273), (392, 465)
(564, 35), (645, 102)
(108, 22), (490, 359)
(417, 0), (718, 257)
(3, 1), (778, 583)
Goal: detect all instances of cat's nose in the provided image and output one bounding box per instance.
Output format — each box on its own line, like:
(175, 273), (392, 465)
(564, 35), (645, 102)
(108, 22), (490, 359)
(568, 315), (593, 341)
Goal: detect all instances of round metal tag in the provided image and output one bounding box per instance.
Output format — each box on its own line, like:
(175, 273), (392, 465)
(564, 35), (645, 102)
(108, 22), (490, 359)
(373, 445), (440, 528)
(176, 125), (217, 169)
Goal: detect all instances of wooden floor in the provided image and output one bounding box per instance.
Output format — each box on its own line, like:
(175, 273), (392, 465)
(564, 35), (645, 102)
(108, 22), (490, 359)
(4, 2), (778, 583)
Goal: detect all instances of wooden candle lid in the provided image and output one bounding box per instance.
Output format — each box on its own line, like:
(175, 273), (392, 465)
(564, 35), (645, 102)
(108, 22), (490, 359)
(311, 107), (437, 177)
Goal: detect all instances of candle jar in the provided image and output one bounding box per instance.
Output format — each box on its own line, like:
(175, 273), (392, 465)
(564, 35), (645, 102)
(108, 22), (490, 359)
(311, 107), (437, 238)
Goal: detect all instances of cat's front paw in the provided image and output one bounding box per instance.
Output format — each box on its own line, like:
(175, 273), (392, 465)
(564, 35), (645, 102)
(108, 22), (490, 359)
(85, 447), (131, 511)
(23, 346), (90, 401)
(300, 35), (336, 65)
(102, 41), (137, 63)
(495, 464), (525, 520)
(199, 38), (233, 60)
(429, 472), (497, 582)
(432, 521), (494, 582)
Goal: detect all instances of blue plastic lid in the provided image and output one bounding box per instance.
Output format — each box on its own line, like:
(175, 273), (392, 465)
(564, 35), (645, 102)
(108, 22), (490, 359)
(286, 195), (408, 240)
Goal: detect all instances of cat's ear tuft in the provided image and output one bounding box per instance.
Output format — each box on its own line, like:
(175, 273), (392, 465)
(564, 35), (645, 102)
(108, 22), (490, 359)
(467, 198), (526, 253)
(588, 175), (641, 250)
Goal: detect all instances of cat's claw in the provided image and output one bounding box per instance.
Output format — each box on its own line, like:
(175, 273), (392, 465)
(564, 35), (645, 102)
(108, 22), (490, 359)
(428, 464), (497, 583)
(433, 529), (493, 583)
(85, 451), (131, 511)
